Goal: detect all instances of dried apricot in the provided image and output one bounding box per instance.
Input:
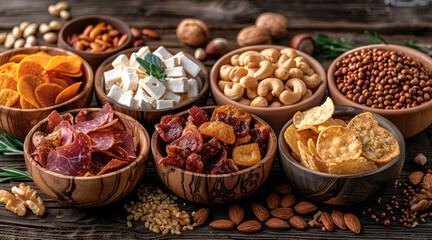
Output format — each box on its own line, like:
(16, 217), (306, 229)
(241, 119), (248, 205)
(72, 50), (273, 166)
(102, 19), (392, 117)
(199, 121), (236, 144)
(232, 143), (261, 166)
(211, 105), (252, 124)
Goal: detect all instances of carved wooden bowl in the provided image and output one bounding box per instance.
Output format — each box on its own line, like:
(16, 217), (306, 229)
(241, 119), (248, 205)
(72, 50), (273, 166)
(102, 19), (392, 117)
(0, 46), (93, 139)
(23, 108), (150, 208)
(278, 105), (405, 206)
(95, 46), (210, 131)
(151, 106), (277, 205)
(210, 45), (327, 135)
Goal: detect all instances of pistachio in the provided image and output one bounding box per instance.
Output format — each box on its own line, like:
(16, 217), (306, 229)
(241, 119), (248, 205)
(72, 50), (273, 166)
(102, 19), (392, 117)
(39, 23), (50, 34)
(4, 33), (16, 49)
(12, 26), (22, 39)
(49, 20), (62, 31)
(43, 32), (57, 43)
(60, 10), (70, 20)
(23, 23), (38, 38)
(19, 21), (30, 31)
(0, 33), (7, 45)
(13, 38), (25, 49)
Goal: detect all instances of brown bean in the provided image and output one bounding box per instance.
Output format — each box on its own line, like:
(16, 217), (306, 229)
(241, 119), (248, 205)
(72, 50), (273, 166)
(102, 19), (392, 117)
(108, 30), (120, 37)
(79, 39), (90, 47)
(73, 41), (84, 51)
(102, 33), (111, 42)
(89, 25), (104, 40)
(90, 41), (102, 50)
(130, 27), (141, 38)
(95, 38), (112, 47)
(83, 25), (93, 36)
(134, 39), (146, 47)
(117, 33), (128, 47)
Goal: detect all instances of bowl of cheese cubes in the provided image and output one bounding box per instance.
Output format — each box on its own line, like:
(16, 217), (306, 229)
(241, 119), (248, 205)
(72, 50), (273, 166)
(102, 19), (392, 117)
(94, 46), (209, 130)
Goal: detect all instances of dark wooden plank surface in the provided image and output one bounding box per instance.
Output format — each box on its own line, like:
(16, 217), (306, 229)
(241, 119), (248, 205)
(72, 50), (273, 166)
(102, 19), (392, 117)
(1, 0), (432, 239)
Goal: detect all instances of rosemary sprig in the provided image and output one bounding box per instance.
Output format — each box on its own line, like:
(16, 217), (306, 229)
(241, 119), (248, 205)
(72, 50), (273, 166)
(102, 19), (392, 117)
(364, 30), (388, 44)
(0, 168), (31, 182)
(0, 133), (24, 155)
(402, 40), (432, 56)
(315, 33), (355, 58)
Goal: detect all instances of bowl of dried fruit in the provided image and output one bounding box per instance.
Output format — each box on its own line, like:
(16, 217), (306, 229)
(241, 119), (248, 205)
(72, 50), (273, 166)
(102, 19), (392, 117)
(151, 105), (277, 204)
(0, 46), (93, 139)
(23, 103), (150, 207)
(94, 46), (209, 130)
(210, 45), (327, 134)
(279, 97), (405, 206)
(327, 44), (432, 138)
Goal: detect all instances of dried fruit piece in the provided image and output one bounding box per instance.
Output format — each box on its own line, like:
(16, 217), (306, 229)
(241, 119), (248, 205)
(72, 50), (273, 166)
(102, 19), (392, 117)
(0, 89), (19, 107)
(199, 121), (235, 144)
(267, 193), (281, 209)
(331, 211), (346, 230)
(55, 81), (82, 105)
(237, 220), (262, 233)
(270, 207), (294, 220)
(211, 105), (252, 125)
(252, 203), (270, 221)
(293, 97), (334, 129)
(344, 213), (361, 234)
(321, 212), (335, 231)
(232, 143), (261, 166)
(35, 83), (65, 108)
(209, 219), (235, 230)
(229, 204), (244, 225)
(193, 207), (209, 227)
(265, 218), (290, 229)
(316, 126), (362, 162)
(281, 194), (296, 208)
(294, 201), (317, 215)
(17, 74), (44, 108)
(289, 216), (308, 230)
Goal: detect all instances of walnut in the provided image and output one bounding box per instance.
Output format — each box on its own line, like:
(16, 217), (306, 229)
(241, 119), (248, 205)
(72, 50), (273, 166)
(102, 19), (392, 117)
(236, 25), (272, 47)
(255, 12), (288, 40)
(0, 183), (45, 216)
(176, 18), (209, 47)
(409, 183), (432, 212)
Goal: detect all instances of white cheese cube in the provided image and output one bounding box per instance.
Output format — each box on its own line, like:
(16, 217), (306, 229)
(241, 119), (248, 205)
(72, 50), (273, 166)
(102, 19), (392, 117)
(124, 90), (134, 97)
(121, 67), (139, 91)
(135, 64), (146, 74)
(187, 78), (199, 98)
(165, 78), (188, 93)
(104, 67), (122, 91)
(157, 100), (174, 109)
(163, 91), (181, 105)
(180, 55), (201, 77)
(142, 76), (166, 100)
(107, 85), (123, 102)
(165, 67), (186, 78)
(118, 94), (139, 108)
(130, 52), (138, 67)
(173, 52), (184, 65)
(112, 54), (129, 69)
(136, 87), (156, 108)
(153, 46), (173, 60)
(133, 91), (151, 110)
(196, 76), (203, 91)
(137, 46), (150, 58)
(163, 56), (177, 68)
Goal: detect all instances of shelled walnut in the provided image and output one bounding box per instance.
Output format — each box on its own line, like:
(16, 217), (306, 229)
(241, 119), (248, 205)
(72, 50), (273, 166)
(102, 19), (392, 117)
(0, 183), (45, 216)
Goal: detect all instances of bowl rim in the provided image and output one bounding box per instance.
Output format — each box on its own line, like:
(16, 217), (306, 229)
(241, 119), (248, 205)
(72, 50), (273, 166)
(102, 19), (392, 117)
(24, 107), (151, 180)
(150, 105), (278, 178)
(327, 44), (432, 115)
(94, 46), (210, 113)
(209, 44), (328, 112)
(0, 46), (93, 112)
(278, 104), (406, 178)
(58, 15), (133, 55)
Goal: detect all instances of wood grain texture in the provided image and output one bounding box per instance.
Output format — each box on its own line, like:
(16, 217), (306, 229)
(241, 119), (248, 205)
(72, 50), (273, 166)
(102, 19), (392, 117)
(0, 46), (93, 139)
(23, 108), (151, 208)
(151, 106), (277, 204)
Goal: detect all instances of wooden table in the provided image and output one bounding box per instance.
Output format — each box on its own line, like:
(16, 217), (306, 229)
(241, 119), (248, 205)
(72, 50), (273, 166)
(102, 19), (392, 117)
(1, 0), (432, 239)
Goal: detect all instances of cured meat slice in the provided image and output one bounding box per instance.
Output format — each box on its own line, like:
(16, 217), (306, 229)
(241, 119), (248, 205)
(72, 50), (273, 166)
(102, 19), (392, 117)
(60, 121), (76, 146)
(48, 110), (63, 133)
(158, 157), (186, 168)
(117, 130), (136, 158)
(87, 152), (107, 175)
(73, 103), (114, 133)
(187, 106), (209, 127)
(102, 145), (130, 161)
(97, 159), (129, 175)
(155, 115), (186, 143)
(45, 132), (92, 176)
(75, 109), (91, 123)
(31, 147), (49, 167)
(88, 129), (114, 151)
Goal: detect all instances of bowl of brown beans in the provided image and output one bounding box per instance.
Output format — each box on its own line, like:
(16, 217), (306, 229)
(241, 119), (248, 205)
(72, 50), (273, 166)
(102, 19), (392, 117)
(328, 44), (432, 138)
(58, 15), (133, 70)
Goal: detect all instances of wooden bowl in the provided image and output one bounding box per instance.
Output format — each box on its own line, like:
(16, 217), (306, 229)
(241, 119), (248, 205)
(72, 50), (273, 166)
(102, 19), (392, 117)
(327, 44), (432, 138)
(0, 46), (93, 139)
(151, 106), (277, 205)
(210, 45), (327, 135)
(23, 108), (150, 208)
(278, 105), (405, 206)
(58, 15), (133, 70)
(95, 46), (210, 131)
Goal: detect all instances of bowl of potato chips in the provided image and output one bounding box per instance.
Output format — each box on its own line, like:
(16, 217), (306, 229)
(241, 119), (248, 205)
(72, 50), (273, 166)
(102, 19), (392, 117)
(278, 97), (405, 206)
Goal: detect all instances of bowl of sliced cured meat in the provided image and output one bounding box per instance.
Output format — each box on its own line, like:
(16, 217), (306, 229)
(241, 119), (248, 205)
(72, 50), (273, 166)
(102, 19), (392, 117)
(23, 103), (150, 207)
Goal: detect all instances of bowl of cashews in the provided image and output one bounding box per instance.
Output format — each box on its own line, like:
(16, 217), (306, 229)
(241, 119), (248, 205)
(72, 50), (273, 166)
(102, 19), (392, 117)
(210, 45), (327, 134)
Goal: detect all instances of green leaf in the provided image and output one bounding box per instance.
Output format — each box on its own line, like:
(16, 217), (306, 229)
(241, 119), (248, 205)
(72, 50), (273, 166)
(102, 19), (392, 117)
(136, 52), (167, 82)
(136, 57), (151, 72)
(144, 52), (162, 67)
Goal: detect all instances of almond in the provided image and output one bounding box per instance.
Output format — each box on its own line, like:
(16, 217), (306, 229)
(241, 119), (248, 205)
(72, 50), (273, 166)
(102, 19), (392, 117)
(281, 194), (296, 207)
(270, 207), (294, 220)
(294, 201), (317, 215)
(142, 28), (160, 39)
(209, 219), (235, 230)
(265, 218), (290, 229)
(409, 171), (424, 185)
(252, 203), (270, 221)
(423, 173), (432, 186)
(289, 215), (308, 230)
(237, 220), (262, 233)
(193, 208), (209, 227)
(267, 193), (281, 209)
(321, 212), (335, 231)
(229, 205), (244, 225)
(331, 211), (346, 230)
(344, 213), (361, 234)
(274, 183), (292, 195)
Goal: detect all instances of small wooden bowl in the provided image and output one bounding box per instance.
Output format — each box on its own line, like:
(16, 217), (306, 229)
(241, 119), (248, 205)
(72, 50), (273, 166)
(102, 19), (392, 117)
(210, 45), (327, 135)
(151, 106), (277, 205)
(0, 46), (93, 139)
(24, 108), (150, 208)
(95, 46), (210, 131)
(58, 15), (133, 70)
(278, 105), (405, 206)
(327, 44), (432, 138)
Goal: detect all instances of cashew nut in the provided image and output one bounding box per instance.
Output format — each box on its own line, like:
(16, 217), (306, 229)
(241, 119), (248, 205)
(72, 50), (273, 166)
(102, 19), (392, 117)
(300, 89), (313, 101)
(229, 67), (248, 82)
(274, 67), (289, 81)
(260, 48), (281, 63)
(246, 87), (258, 100)
(220, 65), (234, 80)
(239, 51), (263, 67)
(264, 92), (274, 102)
(277, 55), (296, 70)
(240, 75), (258, 88)
(285, 78), (307, 96)
(279, 88), (301, 105)
(257, 78), (284, 97)
(246, 67), (259, 75)
(231, 54), (240, 66)
(281, 48), (298, 58)
(269, 101), (283, 108)
(250, 97), (268, 107)
(297, 61), (313, 75)
(302, 73), (322, 88)
(289, 68), (304, 79)
(253, 61), (273, 80)
(294, 56), (306, 65)
(238, 97), (251, 106)
(218, 80), (233, 91)
(224, 83), (244, 101)
(244, 54), (264, 68)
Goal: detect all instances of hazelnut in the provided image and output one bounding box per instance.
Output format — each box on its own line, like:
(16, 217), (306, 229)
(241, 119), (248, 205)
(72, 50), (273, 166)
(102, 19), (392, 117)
(255, 12), (288, 40)
(205, 38), (228, 56)
(194, 48), (207, 61)
(176, 18), (209, 47)
(43, 32), (57, 43)
(290, 34), (315, 55)
(237, 25), (271, 47)
(413, 153), (427, 167)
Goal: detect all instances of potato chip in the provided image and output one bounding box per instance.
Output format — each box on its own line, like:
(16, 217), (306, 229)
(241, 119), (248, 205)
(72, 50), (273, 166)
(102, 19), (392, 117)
(0, 89), (19, 107)
(347, 112), (377, 130)
(307, 139), (328, 173)
(333, 118), (347, 127)
(232, 143), (261, 166)
(316, 118), (347, 132)
(298, 129), (318, 145)
(0, 62), (18, 81)
(0, 73), (13, 89)
(17, 61), (49, 83)
(198, 121), (235, 144)
(316, 125), (362, 162)
(211, 105), (252, 124)
(12, 97), (21, 108)
(328, 157), (377, 175)
(8, 54), (28, 63)
(20, 97), (36, 109)
(0, 62), (15, 72)
(2, 76), (17, 91)
(284, 124), (305, 157)
(17, 74), (45, 108)
(358, 126), (399, 164)
(54, 82), (82, 105)
(21, 54), (52, 69)
(35, 83), (65, 108)
(49, 77), (69, 89)
(298, 141), (319, 171)
(293, 97), (334, 129)
(46, 56), (83, 76)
